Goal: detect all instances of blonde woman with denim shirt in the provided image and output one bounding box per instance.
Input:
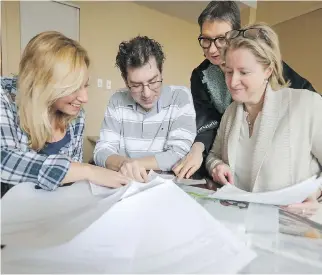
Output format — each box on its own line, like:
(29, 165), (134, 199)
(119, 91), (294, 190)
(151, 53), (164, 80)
(206, 23), (322, 216)
(1, 31), (129, 196)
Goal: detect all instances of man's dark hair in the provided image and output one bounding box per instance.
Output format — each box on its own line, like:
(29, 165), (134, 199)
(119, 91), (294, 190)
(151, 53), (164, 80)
(198, 1), (241, 31)
(115, 36), (165, 80)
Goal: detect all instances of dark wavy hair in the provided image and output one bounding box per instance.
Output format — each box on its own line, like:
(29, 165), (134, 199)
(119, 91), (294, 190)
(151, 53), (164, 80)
(115, 36), (165, 80)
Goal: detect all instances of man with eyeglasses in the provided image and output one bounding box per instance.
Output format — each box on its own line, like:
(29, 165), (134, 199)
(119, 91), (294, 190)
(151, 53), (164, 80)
(173, 0), (317, 181)
(94, 36), (196, 183)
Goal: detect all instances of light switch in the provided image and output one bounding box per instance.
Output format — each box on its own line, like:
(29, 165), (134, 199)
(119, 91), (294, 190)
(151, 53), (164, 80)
(97, 78), (103, 88)
(106, 80), (112, 90)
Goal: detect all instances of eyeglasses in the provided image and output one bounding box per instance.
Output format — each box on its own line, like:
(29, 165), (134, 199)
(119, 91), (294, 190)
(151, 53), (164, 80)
(223, 28), (269, 46)
(198, 35), (227, 49)
(128, 79), (163, 93)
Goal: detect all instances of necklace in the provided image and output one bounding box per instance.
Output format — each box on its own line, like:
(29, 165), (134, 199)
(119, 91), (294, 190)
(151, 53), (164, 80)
(245, 112), (254, 133)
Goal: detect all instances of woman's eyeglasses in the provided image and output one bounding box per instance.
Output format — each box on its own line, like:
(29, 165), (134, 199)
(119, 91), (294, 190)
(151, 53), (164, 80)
(198, 36), (227, 49)
(198, 28), (269, 49)
(225, 28), (269, 44)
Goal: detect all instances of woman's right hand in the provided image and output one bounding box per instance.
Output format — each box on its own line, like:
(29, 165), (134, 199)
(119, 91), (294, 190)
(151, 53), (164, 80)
(211, 163), (234, 185)
(87, 164), (130, 188)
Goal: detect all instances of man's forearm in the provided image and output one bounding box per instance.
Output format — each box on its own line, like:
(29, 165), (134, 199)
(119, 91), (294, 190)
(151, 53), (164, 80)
(135, 156), (160, 171)
(106, 154), (160, 171)
(105, 154), (128, 171)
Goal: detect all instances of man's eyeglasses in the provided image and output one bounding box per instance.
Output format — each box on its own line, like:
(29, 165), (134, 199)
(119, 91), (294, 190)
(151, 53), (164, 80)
(128, 79), (163, 93)
(198, 36), (226, 49)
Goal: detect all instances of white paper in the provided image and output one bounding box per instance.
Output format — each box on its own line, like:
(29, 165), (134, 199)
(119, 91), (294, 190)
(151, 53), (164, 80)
(209, 176), (322, 205)
(89, 169), (161, 196)
(148, 170), (175, 180)
(1, 181), (123, 248)
(1, 181), (256, 274)
(90, 170), (206, 197)
(176, 178), (207, 185)
(90, 174), (165, 197)
(148, 170), (207, 185)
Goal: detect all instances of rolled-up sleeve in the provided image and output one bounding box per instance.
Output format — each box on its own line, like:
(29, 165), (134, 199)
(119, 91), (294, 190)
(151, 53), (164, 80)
(154, 87), (196, 171)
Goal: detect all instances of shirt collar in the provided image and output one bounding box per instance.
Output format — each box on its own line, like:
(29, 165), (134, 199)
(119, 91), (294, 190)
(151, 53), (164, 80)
(126, 85), (168, 114)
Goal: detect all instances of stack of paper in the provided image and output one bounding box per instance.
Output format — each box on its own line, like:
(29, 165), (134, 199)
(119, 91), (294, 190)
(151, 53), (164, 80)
(2, 179), (256, 273)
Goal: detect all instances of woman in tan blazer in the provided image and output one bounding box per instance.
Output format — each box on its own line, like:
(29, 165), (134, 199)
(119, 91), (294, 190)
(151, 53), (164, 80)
(206, 23), (322, 214)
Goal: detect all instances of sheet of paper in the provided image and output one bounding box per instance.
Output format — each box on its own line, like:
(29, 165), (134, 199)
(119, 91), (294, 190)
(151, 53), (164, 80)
(1, 181), (124, 248)
(90, 174), (165, 197)
(148, 170), (207, 185)
(209, 176), (322, 205)
(90, 170), (206, 197)
(2, 181), (256, 274)
(148, 170), (175, 180)
(2, 176), (169, 248)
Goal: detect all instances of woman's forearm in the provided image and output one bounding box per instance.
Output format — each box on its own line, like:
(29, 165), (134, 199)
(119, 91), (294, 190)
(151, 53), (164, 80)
(61, 162), (92, 184)
(192, 142), (205, 154)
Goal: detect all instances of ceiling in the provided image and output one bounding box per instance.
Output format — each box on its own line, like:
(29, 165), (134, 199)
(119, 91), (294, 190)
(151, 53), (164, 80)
(136, 1), (251, 25)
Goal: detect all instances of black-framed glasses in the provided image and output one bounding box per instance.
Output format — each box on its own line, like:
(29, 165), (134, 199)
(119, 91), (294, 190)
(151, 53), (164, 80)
(198, 35), (226, 49)
(128, 79), (163, 93)
(224, 28), (269, 45)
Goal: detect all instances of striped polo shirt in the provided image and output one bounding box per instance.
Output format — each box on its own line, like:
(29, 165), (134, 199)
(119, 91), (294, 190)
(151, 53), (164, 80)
(94, 85), (196, 171)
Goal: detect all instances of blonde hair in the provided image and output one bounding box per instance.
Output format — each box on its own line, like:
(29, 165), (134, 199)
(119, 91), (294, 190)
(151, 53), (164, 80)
(17, 31), (90, 151)
(223, 22), (289, 90)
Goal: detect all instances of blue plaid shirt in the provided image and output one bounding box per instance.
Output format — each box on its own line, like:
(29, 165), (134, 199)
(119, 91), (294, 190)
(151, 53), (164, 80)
(1, 77), (85, 191)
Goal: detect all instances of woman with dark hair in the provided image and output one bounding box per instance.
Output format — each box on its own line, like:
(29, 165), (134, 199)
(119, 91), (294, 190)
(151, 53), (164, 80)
(173, 1), (317, 180)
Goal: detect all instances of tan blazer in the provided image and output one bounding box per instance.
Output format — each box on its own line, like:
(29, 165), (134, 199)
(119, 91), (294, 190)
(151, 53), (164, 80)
(206, 85), (322, 192)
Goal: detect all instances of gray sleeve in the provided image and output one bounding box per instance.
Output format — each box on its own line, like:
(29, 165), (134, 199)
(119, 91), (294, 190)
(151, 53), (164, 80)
(93, 101), (122, 168)
(154, 87), (196, 171)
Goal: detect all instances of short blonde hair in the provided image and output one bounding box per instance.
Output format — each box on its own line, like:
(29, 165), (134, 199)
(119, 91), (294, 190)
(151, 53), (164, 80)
(223, 22), (289, 90)
(17, 31), (90, 151)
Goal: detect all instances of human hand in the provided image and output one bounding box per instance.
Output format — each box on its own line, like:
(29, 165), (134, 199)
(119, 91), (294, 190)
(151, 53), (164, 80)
(172, 143), (204, 180)
(283, 192), (321, 218)
(119, 159), (148, 183)
(88, 165), (130, 188)
(211, 163), (234, 185)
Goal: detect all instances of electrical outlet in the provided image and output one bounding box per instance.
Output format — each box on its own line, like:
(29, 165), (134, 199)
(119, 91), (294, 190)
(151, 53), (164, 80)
(106, 80), (112, 90)
(97, 78), (103, 88)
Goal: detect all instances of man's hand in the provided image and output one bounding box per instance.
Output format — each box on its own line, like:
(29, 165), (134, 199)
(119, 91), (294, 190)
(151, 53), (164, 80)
(119, 159), (148, 183)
